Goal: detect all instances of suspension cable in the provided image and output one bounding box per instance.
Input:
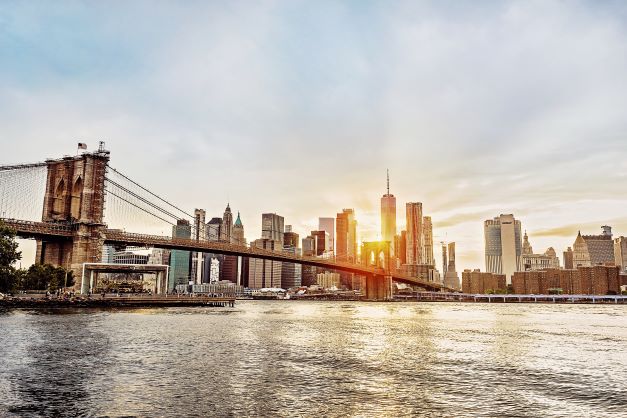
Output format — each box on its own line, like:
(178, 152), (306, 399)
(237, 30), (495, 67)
(106, 165), (194, 219)
(105, 178), (183, 221)
(105, 190), (176, 226)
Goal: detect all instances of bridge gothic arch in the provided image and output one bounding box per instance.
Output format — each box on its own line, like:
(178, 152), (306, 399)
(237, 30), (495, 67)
(70, 176), (82, 219)
(361, 241), (390, 270)
(52, 178), (66, 215)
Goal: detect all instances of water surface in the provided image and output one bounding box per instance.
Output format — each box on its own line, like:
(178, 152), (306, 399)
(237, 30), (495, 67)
(1, 301), (625, 417)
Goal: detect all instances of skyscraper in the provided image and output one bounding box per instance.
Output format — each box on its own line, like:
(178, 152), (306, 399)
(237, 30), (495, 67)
(336, 209), (357, 262)
(443, 242), (460, 289)
(381, 170), (397, 256)
(221, 204), (237, 283)
(310, 230), (329, 256)
(281, 225), (301, 289)
(406, 202), (423, 265)
(232, 212), (245, 246)
(206, 217), (223, 241)
(191, 209), (206, 284)
(422, 216), (434, 266)
(399, 230), (407, 265)
(168, 219), (191, 290)
(222, 204), (233, 242)
(318, 217), (335, 254)
(232, 212), (245, 286)
(262, 213), (284, 242)
(302, 236), (316, 257)
(248, 238), (283, 289)
(203, 217), (224, 284)
(484, 214), (523, 284)
(283, 225), (299, 248)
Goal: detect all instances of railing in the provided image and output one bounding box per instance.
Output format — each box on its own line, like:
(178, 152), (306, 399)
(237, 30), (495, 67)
(103, 230), (447, 290)
(105, 229), (370, 269)
(0, 218), (76, 237)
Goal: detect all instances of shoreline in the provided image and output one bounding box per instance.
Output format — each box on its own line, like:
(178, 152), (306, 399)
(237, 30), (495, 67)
(2, 294), (625, 308)
(0, 295), (236, 309)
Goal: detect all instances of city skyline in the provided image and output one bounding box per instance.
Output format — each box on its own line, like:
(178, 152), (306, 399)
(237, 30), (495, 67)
(2, 1), (627, 273)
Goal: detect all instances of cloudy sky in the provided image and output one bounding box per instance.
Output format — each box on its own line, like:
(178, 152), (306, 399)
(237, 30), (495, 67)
(2, 0), (627, 272)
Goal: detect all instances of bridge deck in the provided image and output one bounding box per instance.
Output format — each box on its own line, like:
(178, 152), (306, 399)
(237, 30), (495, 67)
(1, 218), (451, 292)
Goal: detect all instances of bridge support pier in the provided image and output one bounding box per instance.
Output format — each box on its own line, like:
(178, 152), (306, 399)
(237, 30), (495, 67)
(35, 151), (109, 289)
(364, 274), (393, 301)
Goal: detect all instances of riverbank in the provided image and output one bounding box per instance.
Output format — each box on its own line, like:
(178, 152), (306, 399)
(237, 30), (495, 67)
(0, 295), (236, 308)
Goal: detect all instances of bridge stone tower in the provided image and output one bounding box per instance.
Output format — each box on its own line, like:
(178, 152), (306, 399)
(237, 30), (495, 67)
(35, 149), (110, 285)
(360, 241), (393, 300)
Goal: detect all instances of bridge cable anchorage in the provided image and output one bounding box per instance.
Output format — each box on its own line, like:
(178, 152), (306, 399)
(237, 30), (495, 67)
(105, 165), (194, 219)
(104, 178), (184, 221)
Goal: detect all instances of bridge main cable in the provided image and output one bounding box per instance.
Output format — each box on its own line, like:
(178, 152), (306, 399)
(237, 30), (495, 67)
(105, 177), (185, 222)
(105, 189), (176, 226)
(106, 165), (194, 219)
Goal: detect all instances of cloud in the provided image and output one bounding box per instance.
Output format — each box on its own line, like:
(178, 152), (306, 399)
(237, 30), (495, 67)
(2, 1), (627, 274)
(533, 218), (627, 238)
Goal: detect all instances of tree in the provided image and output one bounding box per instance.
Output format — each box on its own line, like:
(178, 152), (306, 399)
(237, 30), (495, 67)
(0, 221), (22, 293)
(22, 264), (74, 291)
(0, 221), (21, 268)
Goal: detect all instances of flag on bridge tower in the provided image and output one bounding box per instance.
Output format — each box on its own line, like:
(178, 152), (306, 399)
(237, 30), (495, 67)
(77, 142), (87, 150)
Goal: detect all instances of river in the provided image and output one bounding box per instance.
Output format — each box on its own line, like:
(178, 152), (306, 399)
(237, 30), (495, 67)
(0, 301), (625, 417)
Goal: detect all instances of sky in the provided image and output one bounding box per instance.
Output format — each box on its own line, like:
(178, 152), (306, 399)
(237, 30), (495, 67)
(1, 0), (627, 273)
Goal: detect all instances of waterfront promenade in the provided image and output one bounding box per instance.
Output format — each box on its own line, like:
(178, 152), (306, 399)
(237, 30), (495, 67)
(403, 292), (627, 304)
(1, 293), (236, 308)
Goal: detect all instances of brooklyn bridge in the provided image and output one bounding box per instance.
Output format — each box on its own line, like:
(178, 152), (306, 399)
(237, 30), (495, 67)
(0, 146), (450, 300)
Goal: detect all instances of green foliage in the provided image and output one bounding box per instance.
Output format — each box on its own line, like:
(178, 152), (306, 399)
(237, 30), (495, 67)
(0, 221), (21, 268)
(22, 264), (74, 291)
(0, 221), (22, 293)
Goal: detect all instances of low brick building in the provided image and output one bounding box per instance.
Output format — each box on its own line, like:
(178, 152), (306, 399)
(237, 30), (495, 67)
(513, 266), (621, 295)
(462, 270), (506, 293)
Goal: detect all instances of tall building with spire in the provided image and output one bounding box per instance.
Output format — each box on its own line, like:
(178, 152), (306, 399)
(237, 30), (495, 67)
(522, 231), (533, 255)
(406, 202), (423, 265)
(443, 242), (460, 290)
(233, 212), (245, 246)
(572, 226), (615, 267)
(232, 212), (246, 286)
(381, 170), (397, 256)
(222, 204), (233, 242)
(220, 204), (237, 283)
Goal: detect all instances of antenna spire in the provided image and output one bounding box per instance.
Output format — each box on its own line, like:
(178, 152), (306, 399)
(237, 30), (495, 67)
(386, 169), (390, 195)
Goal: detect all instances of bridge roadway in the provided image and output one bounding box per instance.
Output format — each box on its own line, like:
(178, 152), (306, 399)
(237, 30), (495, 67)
(2, 218), (449, 292)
